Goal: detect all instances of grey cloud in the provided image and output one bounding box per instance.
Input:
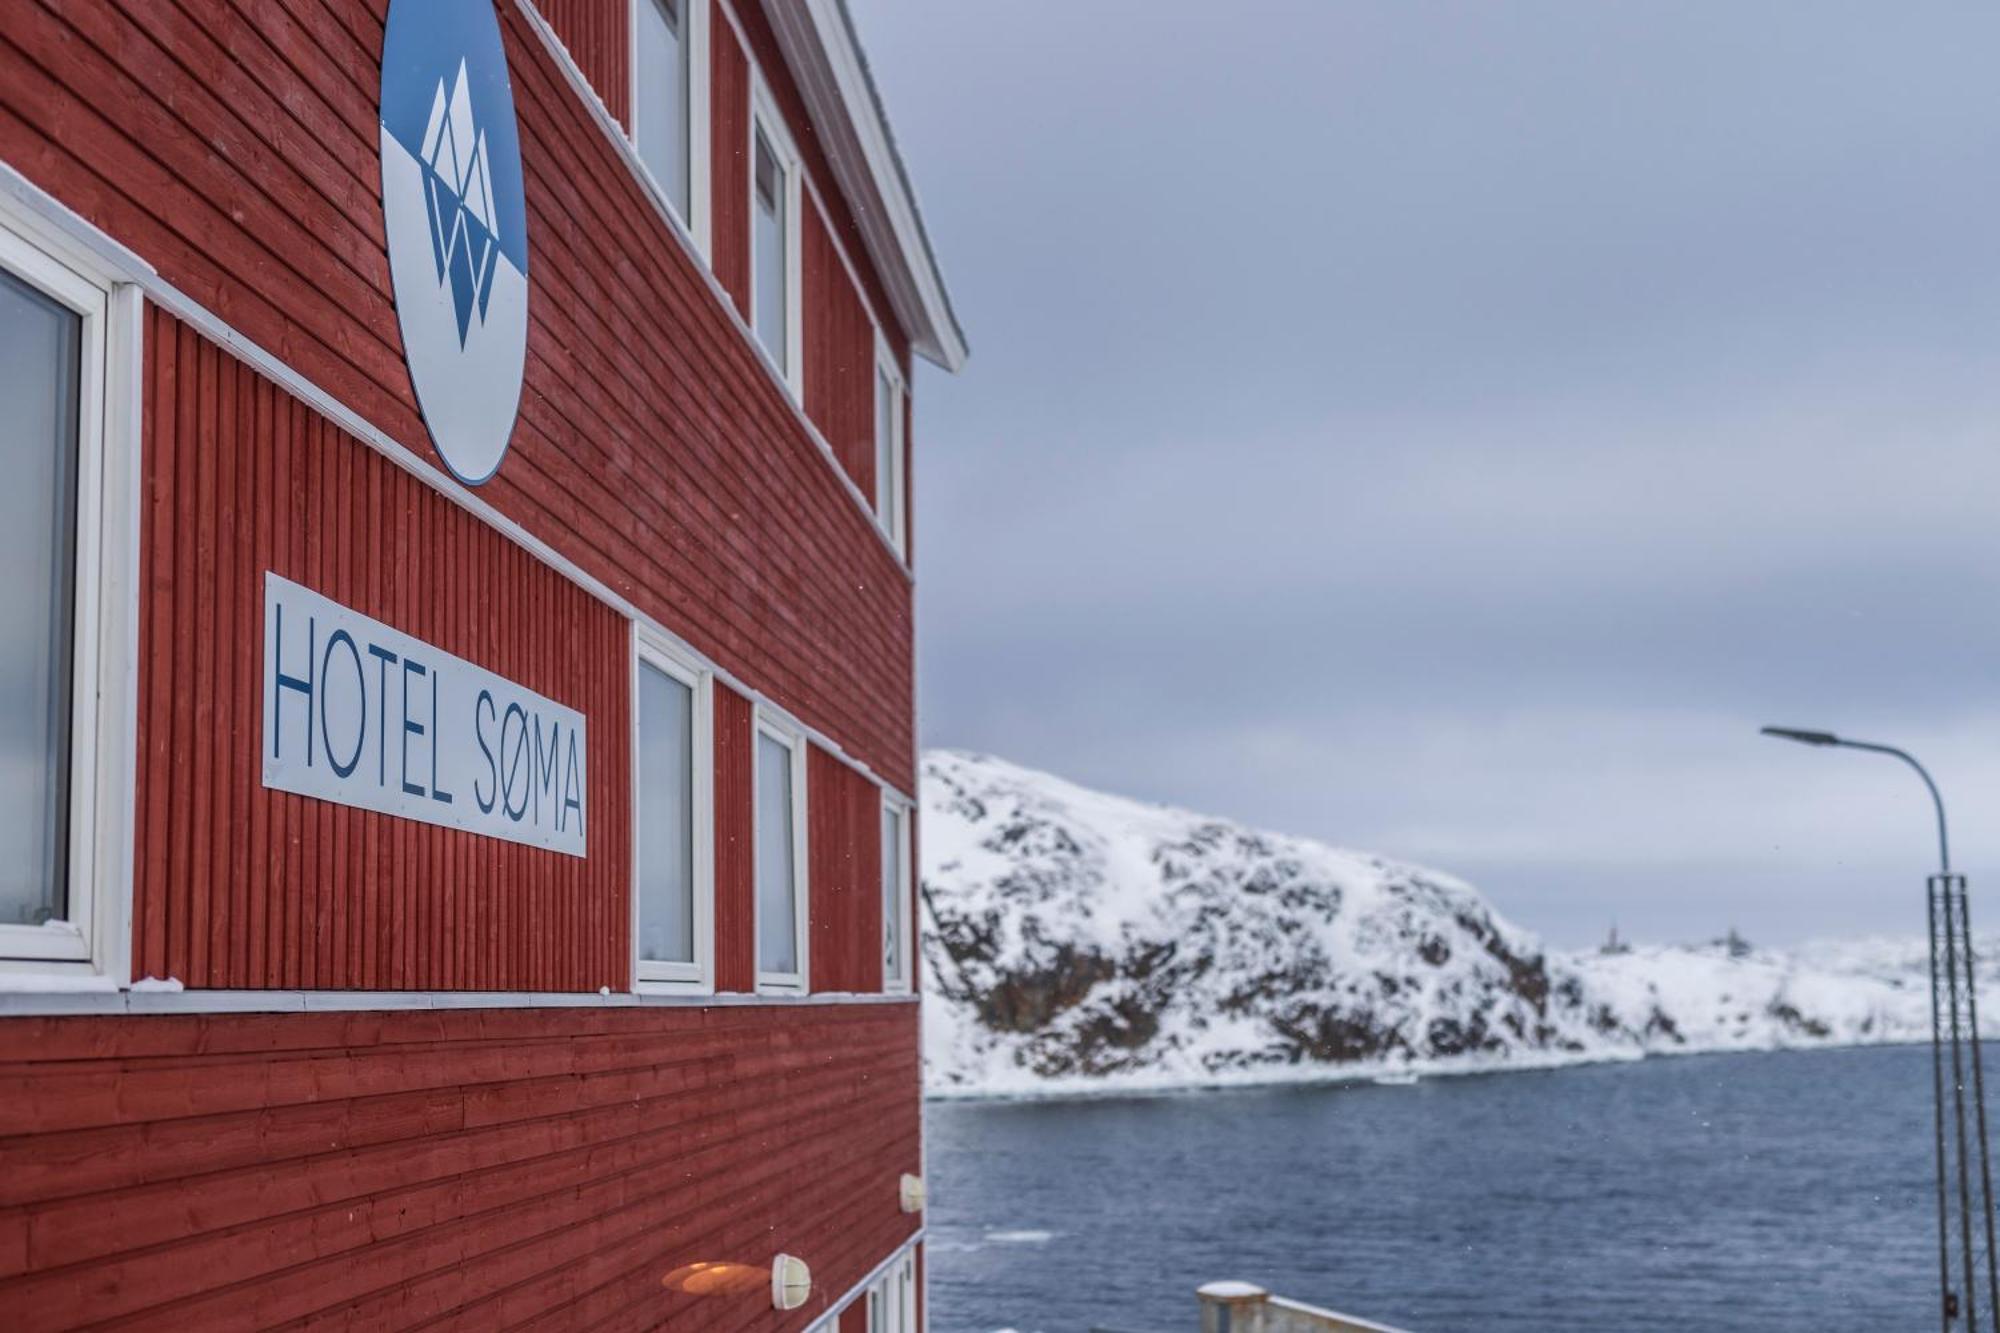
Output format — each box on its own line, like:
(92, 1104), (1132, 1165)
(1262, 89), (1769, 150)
(860, 1), (2000, 945)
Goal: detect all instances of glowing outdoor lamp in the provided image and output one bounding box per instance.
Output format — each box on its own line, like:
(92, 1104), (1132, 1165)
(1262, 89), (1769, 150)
(660, 1261), (768, 1297)
(1760, 724), (1995, 1329)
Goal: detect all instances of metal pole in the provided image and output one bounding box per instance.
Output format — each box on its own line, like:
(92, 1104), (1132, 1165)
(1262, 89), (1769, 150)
(1829, 740), (1950, 876)
(1954, 880), (2000, 1330)
(1935, 876), (1957, 1329)
(1761, 730), (1973, 1326)
(1947, 897), (1981, 1328)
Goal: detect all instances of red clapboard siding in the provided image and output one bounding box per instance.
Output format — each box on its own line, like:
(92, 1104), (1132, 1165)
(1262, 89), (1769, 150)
(804, 201), (879, 500)
(0, 0), (916, 795)
(808, 746), (883, 994)
(132, 307), (631, 993)
(710, 0), (752, 318)
(0, 1003), (922, 1331)
(541, 0), (631, 127)
(713, 684), (756, 992)
(840, 1299), (869, 1331)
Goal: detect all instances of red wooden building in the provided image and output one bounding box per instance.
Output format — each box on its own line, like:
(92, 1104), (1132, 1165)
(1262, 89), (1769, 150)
(0, 0), (961, 1327)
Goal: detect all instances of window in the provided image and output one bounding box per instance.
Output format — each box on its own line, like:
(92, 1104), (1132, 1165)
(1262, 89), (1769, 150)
(752, 127), (788, 373)
(0, 211), (132, 975)
(632, 0), (692, 218)
(866, 1251), (917, 1333)
(881, 796), (911, 992)
(632, 633), (711, 989)
(754, 717), (808, 990)
(749, 92), (800, 391)
(873, 350), (907, 556)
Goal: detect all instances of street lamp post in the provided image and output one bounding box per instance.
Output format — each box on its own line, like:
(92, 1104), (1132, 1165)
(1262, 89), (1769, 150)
(1762, 727), (1997, 1329)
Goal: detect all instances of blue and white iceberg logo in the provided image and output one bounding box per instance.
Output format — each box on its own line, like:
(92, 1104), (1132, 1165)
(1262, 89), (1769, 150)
(379, 0), (529, 485)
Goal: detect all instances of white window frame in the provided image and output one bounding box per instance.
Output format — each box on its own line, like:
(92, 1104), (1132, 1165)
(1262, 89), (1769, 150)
(0, 204), (141, 983)
(630, 626), (714, 992)
(748, 76), (804, 399)
(865, 1250), (918, 1333)
(627, 0), (712, 258)
(872, 339), (908, 557)
(881, 792), (912, 994)
(752, 710), (809, 994)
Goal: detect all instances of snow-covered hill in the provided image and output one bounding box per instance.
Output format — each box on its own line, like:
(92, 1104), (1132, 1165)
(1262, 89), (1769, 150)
(919, 750), (1995, 1097)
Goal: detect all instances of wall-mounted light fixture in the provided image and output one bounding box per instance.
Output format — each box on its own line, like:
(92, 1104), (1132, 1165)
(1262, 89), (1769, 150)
(771, 1253), (812, 1311)
(899, 1172), (926, 1214)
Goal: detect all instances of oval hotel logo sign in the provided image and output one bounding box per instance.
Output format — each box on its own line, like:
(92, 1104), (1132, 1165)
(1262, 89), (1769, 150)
(378, 0), (529, 485)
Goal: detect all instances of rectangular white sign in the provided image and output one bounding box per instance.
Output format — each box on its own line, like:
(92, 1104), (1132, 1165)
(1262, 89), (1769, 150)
(262, 573), (588, 857)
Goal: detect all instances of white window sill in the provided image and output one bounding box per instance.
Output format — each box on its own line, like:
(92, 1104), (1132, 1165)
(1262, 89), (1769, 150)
(633, 977), (712, 998)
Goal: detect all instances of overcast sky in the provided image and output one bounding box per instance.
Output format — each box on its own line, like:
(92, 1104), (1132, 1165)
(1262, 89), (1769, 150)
(850, 1), (2000, 948)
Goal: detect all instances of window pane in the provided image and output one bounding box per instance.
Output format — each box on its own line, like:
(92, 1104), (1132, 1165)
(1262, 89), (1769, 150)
(753, 129), (787, 373)
(636, 661), (694, 964)
(634, 0), (688, 216)
(756, 732), (797, 975)
(0, 270), (77, 929)
(874, 367), (894, 519)
(882, 805), (903, 983)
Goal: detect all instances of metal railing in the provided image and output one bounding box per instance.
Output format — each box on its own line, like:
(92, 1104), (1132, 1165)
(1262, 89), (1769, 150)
(1196, 1282), (1410, 1333)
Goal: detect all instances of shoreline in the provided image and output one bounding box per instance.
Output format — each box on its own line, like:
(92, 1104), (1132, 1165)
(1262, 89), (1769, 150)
(922, 1032), (1938, 1104)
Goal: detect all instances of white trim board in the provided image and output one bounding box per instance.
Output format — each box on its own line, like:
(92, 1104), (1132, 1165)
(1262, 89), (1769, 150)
(631, 625), (717, 992)
(0, 987), (921, 1018)
(751, 710), (812, 994)
(747, 69), (806, 401)
(0, 192), (144, 986)
(0, 161), (917, 812)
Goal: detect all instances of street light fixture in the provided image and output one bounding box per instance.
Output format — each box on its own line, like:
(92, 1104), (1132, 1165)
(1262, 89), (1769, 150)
(1761, 727), (1950, 874)
(1761, 725), (1994, 1329)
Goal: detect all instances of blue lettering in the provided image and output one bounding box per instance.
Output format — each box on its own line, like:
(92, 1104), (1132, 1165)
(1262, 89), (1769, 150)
(533, 716), (560, 826)
(561, 726), (583, 837)
(271, 604), (315, 765)
(320, 629), (365, 778)
(429, 668), (454, 805)
(500, 702), (530, 821)
(474, 690), (498, 813)
(367, 643), (398, 786)
(400, 656), (427, 799)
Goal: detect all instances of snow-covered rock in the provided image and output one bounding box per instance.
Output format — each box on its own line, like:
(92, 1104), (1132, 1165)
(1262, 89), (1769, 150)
(919, 750), (1994, 1097)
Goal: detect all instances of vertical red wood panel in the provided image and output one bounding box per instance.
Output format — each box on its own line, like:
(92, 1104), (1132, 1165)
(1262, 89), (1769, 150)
(0, 1004), (922, 1331)
(839, 1298), (869, 1331)
(136, 305), (172, 979)
(540, 0), (632, 128)
(710, 2), (751, 318)
(808, 746), (881, 994)
(130, 313), (630, 992)
(713, 683), (756, 992)
(804, 202), (878, 500)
